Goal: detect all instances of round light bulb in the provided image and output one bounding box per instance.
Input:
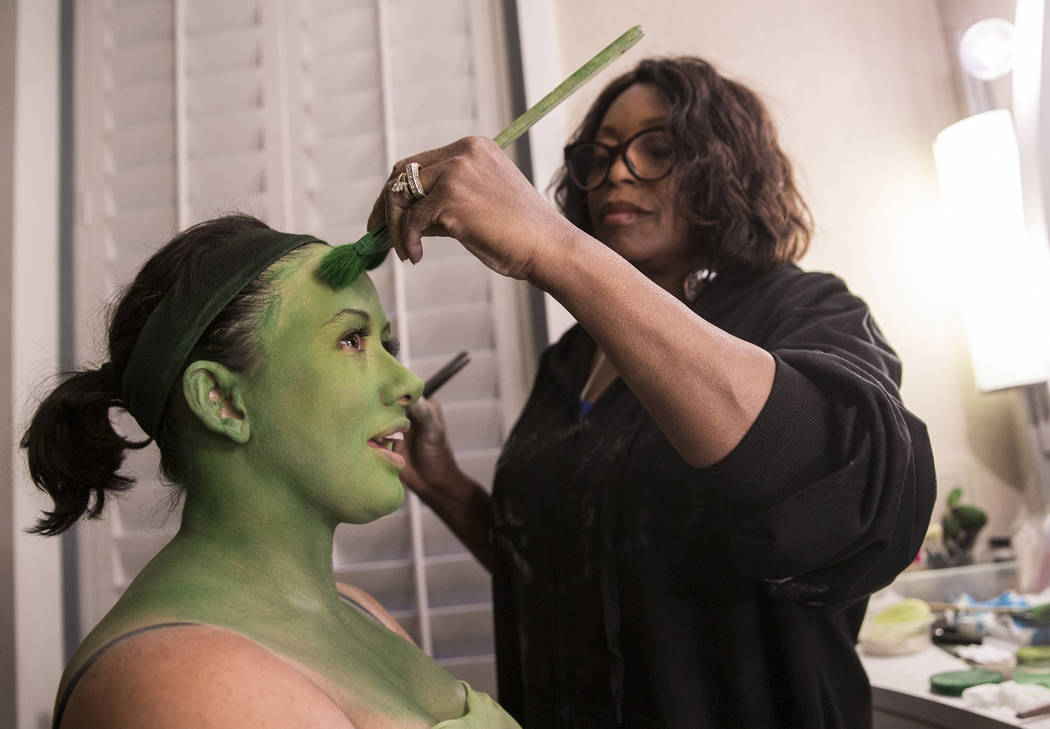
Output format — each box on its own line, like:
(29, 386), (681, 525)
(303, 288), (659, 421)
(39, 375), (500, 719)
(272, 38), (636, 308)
(958, 18), (1017, 81)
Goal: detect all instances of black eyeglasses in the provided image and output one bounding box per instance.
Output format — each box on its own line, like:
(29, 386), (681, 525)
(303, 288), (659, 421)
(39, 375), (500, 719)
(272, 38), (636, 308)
(564, 126), (676, 190)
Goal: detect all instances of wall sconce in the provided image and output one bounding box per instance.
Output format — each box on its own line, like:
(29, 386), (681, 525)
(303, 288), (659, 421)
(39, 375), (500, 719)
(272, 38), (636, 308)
(959, 17), (1017, 81)
(935, 4), (1050, 505)
(934, 109), (1050, 392)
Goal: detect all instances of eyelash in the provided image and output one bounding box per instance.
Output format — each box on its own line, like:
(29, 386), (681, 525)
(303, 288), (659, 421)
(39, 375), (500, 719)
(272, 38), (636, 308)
(338, 325), (401, 357)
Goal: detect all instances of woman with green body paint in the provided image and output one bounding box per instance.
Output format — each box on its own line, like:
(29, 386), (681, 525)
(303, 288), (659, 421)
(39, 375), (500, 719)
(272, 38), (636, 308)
(23, 215), (520, 728)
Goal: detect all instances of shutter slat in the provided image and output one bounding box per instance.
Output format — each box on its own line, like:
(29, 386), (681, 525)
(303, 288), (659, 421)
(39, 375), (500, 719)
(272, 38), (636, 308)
(334, 510), (412, 565)
(109, 39), (175, 85)
(387, 0), (469, 38)
(426, 559), (491, 609)
(404, 258), (489, 309)
(306, 6), (378, 55)
(187, 67), (263, 114)
(333, 562), (416, 612)
(185, 0), (260, 34)
(189, 194), (270, 223)
(392, 78), (475, 126)
(388, 36), (471, 85)
(107, 161), (177, 210)
(441, 400), (503, 451)
(189, 109), (265, 157)
(309, 90), (385, 137)
(408, 306), (494, 357)
(106, 120), (175, 168)
(106, 206), (176, 261)
(310, 132), (386, 183)
(109, 1), (174, 46)
(309, 175), (386, 225)
(186, 26), (261, 74)
(108, 79), (176, 128)
(309, 0), (373, 17)
(310, 51), (382, 95)
(189, 151), (266, 198)
(392, 120), (477, 159)
(430, 608), (495, 659)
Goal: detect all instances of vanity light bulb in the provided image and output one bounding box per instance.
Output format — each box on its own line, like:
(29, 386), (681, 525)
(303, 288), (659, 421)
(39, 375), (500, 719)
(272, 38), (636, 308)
(958, 18), (1017, 81)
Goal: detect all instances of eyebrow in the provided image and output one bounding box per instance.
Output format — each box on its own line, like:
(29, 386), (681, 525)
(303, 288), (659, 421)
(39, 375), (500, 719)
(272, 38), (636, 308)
(325, 308), (369, 326)
(325, 308), (392, 336)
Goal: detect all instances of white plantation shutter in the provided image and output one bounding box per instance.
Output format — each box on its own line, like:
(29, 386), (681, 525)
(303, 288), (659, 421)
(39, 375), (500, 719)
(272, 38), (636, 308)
(74, 0), (526, 694)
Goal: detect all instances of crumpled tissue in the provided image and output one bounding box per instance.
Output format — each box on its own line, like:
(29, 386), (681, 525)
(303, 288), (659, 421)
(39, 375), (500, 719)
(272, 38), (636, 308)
(962, 680), (1050, 715)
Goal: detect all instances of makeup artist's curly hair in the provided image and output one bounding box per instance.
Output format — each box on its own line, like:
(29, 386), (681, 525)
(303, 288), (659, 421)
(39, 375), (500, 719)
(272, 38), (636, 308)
(553, 56), (813, 278)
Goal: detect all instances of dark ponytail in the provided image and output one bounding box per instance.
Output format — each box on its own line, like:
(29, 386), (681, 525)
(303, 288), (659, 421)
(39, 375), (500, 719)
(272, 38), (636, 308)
(21, 362), (149, 535)
(21, 213), (305, 535)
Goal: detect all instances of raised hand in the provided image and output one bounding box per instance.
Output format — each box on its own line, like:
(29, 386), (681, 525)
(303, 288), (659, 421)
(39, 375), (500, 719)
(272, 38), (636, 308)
(396, 397), (460, 499)
(367, 137), (581, 282)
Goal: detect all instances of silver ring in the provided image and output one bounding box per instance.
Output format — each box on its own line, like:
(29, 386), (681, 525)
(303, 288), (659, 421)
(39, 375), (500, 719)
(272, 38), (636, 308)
(390, 172), (412, 201)
(406, 162), (426, 201)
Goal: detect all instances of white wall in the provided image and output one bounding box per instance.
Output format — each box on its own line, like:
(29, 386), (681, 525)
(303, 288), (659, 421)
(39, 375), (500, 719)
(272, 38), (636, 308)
(532, 0), (1035, 542)
(0, 0), (18, 723)
(2, 0), (65, 727)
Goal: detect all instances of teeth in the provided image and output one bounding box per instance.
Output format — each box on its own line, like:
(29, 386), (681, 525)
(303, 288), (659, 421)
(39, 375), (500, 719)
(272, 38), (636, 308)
(371, 432), (405, 451)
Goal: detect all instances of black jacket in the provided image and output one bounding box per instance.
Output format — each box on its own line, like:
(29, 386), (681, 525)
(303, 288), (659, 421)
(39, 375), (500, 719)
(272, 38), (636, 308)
(491, 264), (936, 728)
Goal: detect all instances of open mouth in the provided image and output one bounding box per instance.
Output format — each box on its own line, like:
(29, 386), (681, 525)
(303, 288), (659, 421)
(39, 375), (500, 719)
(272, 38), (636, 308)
(367, 430), (407, 469)
(369, 431), (404, 451)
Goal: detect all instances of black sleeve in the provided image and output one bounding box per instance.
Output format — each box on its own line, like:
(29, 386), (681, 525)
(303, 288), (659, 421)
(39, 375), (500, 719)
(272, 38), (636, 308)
(700, 274), (937, 613)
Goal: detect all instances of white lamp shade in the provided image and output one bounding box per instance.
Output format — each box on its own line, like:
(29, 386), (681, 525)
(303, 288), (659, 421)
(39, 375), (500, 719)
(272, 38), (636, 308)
(934, 109), (1050, 392)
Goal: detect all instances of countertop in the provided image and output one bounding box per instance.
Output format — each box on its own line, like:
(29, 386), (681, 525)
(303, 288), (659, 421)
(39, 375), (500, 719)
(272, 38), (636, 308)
(860, 639), (1050, 727)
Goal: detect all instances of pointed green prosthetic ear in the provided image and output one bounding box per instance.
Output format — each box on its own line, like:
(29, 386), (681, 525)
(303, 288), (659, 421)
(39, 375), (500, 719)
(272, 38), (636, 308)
(182, 361), (251, 444)
(317, 25), (645, 290)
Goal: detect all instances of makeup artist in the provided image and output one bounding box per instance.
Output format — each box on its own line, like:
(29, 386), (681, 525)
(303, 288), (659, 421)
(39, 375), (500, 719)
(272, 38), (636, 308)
(373, 57), (936, 729)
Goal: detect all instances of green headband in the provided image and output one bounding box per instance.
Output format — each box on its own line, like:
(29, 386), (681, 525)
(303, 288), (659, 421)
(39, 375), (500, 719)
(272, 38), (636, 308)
(121, 228), (323, 439)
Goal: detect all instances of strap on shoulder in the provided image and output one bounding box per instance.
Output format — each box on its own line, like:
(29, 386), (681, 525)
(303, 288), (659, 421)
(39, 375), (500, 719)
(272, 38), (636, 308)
(53, 622), (198, 729)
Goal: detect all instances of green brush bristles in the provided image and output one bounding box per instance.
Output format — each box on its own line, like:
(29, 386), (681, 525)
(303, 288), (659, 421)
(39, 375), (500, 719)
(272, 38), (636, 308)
(318, 222), (391, 288)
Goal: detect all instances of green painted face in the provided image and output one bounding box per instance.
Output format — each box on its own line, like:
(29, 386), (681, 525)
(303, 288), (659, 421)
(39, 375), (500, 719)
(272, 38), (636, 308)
(243, 246), (423, 524)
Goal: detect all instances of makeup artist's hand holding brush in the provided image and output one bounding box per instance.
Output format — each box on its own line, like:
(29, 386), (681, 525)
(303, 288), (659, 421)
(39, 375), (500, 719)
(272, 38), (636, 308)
(396, 394), (494, 569)
(394, 350), (491, 568)
(396, 396), (453, 494)
(367, 136), (575, 282)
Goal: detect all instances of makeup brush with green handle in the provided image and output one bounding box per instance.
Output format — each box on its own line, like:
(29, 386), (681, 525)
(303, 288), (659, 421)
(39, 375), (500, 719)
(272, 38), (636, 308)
(317, 24), (645, 288)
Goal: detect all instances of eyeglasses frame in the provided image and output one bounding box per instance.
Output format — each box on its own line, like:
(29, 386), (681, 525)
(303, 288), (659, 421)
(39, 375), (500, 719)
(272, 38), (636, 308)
(563, 125), (677, 190)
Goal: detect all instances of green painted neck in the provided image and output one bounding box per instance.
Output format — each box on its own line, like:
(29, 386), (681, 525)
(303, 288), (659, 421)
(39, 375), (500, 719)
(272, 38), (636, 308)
(169, 442), (343, 609)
